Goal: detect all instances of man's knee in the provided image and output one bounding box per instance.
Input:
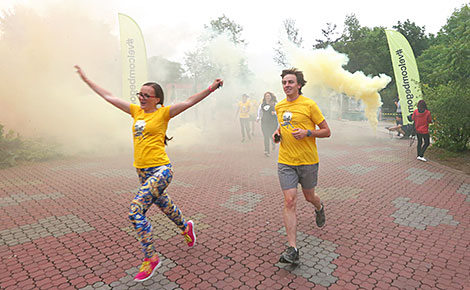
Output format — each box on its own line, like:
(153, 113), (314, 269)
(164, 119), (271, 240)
(283, 190), (297, 209)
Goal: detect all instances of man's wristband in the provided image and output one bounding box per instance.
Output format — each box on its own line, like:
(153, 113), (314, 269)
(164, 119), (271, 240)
(307, 129), (312, 137)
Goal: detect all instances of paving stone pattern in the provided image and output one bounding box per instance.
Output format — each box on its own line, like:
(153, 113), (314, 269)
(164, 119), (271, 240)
(337, 164), (377, 175)
(221, 192), (264, 213)
(0, 215), (94, 246)
(316, 186), (363, 201)
(0, 192), (64, 207)
(0, 120), (469, 289)
(457, 183), (470, 202)
(276, 228), (339, 287)
(405, 167), (445, 184)
(391, 197), (459, 230)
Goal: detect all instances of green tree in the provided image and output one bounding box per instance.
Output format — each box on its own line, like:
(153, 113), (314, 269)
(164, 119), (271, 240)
(148, 55), (184, 85)
(331, 15), (396, 110)
(392, 20), (430, 57)
(424, 84), (470, 151)
(439, 4), (470, 84)
(419, 4), (470, 86)
(313, 22), (340, 49)
(205, 14), (245, 45)
(185, 15), (250, 88)
(418, 4), (470, 151)
(273, 18), (304, 67)
(333, 14), (370, 73)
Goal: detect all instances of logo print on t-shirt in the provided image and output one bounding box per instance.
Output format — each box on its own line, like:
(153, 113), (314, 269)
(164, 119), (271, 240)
(281, 111), (294, 129)
(134, 120), (146, 138)
(263, 104), (271, 111)
(240, 102), (250, 114)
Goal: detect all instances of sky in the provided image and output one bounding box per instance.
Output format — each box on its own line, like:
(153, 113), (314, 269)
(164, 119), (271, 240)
(1, 0), (468, 64)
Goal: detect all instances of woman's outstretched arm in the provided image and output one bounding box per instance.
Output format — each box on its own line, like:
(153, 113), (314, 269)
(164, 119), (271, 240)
(169, 79), (223, 118)
(75, 65), (131, 114)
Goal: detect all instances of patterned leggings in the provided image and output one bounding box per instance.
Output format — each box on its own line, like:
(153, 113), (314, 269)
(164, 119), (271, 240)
(128, 164), (187, 258)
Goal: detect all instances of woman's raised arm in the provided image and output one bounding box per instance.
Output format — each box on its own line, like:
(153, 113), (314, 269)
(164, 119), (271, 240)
(169, 79), (223, 118)
(75, 65), (131, 114)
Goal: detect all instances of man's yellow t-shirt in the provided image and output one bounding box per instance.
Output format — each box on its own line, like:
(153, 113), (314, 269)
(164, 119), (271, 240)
(275, 95), (325, 166)
(130, 104), (171, 168)
(238, 101), (251, 118)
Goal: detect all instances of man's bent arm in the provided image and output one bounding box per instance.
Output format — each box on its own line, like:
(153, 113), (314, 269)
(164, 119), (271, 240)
(312, 120), (331, 138)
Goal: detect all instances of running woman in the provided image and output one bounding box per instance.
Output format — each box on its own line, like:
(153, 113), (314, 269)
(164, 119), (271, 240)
(75, 65), (223, 282)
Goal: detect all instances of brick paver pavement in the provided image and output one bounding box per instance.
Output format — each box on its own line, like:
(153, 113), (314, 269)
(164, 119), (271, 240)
(1, 120), (469, 289)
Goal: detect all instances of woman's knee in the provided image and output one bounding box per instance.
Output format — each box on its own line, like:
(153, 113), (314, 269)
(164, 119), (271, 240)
(129, 200), (144, 222)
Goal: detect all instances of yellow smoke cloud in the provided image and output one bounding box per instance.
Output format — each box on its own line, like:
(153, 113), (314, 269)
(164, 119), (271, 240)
(0, 3), (131, 155)
(289, 46), (391, 128)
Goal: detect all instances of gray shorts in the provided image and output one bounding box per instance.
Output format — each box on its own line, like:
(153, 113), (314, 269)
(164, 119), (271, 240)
(278, 163), (319, 190)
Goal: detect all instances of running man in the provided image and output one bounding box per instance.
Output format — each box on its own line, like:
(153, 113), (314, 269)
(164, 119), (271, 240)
(273, 68), (331, 264)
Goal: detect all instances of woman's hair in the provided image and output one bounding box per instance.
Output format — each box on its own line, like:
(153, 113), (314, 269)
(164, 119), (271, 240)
(143, 82), (164, 105)
(263, 92), (277, 104)
(417, 99), (428, 111)
(142, 82), (173, 145)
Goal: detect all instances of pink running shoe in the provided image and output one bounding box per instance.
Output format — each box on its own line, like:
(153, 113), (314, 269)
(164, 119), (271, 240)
(134, 256), (161, 282)
(182, 220), (196, 247)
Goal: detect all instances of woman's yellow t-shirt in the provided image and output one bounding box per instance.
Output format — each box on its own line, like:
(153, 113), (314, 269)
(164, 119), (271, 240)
(275, 95), (325, 166)
(130, 104), (171, 168)
(238, 101), (251, 118)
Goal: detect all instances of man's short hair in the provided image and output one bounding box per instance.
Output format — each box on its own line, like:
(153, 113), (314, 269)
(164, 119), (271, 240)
(281, 68), (307, 95)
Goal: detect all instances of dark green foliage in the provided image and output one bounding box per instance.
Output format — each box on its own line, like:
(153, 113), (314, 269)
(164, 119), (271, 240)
(424, 84), (470, 151)
(393, 20), (430, 57)
(205, 14), (246, 45)
(418, 4), (470, 151)
(0, 124), (61, 168)
(148, 56), (185, 85)
(0, 125), (22, 168)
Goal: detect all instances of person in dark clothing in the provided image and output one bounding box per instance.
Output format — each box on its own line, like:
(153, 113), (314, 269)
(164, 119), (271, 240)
(412, 100), (432, 162)
(256, 92), (278, 157)
(394, 98), (403, 136)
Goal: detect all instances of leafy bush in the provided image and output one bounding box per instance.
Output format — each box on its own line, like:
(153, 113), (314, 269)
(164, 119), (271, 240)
(0, 124), (62, 168)
(424, 84), (470, 152)
(0, 125), (22, 167)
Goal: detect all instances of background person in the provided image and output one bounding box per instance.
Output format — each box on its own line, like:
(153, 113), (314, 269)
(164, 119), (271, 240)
(257, 91), (278, 157)
(75, 65), (223, 282)
(235, 94), (251, 142)
(385, 115), (406, 137)
(249, 95), (258, 137)
(412, 100), (432, 161)
(394, 98), (403, 137)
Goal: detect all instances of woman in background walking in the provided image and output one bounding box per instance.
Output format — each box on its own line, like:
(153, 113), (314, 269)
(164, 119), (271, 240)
(257, 92), (278, 157)
(412, 100), (432, 162)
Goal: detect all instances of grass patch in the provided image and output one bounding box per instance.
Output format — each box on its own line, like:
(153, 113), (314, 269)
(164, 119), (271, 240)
(427, 146), (470, 175)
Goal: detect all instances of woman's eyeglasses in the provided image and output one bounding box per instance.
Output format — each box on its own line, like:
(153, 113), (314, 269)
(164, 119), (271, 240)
(136, 92), (156, 99)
